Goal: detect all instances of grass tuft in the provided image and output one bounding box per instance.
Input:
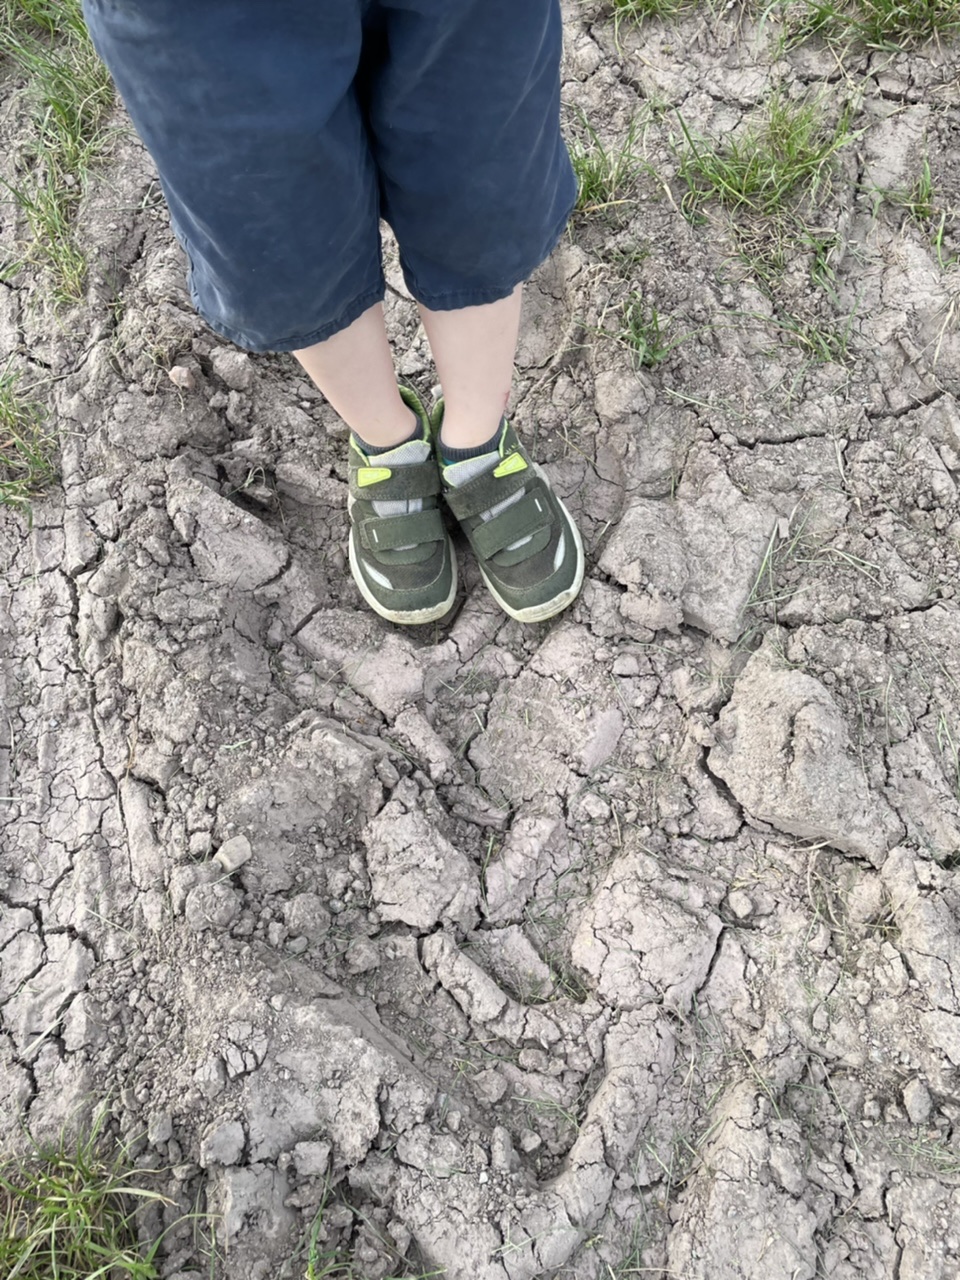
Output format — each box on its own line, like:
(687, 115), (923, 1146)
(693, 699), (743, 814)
(610, 0), (698, 28)
(786, 0), (960, 49)
(619, 291), (686, 368)
(0, 1119), (170, 1280)
(877, 156), (959, 272)
(0, 364), (57, 508)
(299, 1186), (443, 1280)
(673, 91), (863, 360)
(901, 156), (938, 224)
(568, 115), (647, 219)
(0, 0), (114, 301)
(677, 92), (855, 219)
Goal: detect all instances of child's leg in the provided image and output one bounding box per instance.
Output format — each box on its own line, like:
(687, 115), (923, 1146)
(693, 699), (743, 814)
(369, 0), (584, 622)
(82, 0), (457, 625)
(293, 285), (525, 452)
(417, 287), (524, 450)
(293, 304), (417, 449)
(292, 302), (456, 627)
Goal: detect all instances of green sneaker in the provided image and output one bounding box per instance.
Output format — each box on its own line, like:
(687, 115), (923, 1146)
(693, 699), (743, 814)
(348, 387), (457, 625)
(438, 410), (584, 624)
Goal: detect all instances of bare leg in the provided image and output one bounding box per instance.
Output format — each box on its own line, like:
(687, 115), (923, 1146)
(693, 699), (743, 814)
(418, 285), (523, 450)
(294, 302), (416, 447)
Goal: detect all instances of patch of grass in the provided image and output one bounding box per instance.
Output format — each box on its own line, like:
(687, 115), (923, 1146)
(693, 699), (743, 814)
(0, 0), (114, 301)
(677, 92), (855, 220)
(610, 0), (698, 30)
(770, 307), (858, 360)
(748, 518), (879, 612)
(886, 1132), (960, 1177)
(523, 902), (591, 1001)
(603, 1214), (654, 1280)
(710, 301), (858, 365)
(785, 0), (960, 49)
(0, 1120), (170, 1280)
(744, 501), (891, 623)
(619, 291), (686, 368)
(0, 364), (57, 508)
(901, 156), (937, 223)
(675, 92), (862, 357)
(568, 115), (646, 219)
(878, 155), (939, 226)
(932, 214), (958, 272)
(878, 157), (959, 272)
(746, 510), (801, 619)
(608, 242), (652, 273)
(300, 1188), (442, 1280)
(514, 1094), (581, 1137)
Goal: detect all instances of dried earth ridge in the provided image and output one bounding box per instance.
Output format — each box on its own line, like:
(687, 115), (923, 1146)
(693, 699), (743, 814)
(3, 3), (960, 1277)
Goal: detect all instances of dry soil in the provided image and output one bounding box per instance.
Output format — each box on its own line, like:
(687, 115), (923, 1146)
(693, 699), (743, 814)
(3, 4), (960, 1278)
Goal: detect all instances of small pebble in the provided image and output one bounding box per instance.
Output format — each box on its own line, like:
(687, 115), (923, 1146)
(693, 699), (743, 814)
(168, 365), (196, 391)
(727, 890), (754, 920)
(345, 939), (380, 974)
(147, 1112), (173, 1146)
(903, 1078), (933, 1125)
(189, 832), (212, 858)
(214, 835), (252, 873)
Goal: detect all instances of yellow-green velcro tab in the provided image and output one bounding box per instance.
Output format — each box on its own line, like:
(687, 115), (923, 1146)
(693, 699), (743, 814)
(357, 466), (393, 487)
(494, 452), (528, 479)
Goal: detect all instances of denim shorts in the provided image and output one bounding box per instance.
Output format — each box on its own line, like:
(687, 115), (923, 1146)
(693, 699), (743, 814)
(82, 0), (577, 353)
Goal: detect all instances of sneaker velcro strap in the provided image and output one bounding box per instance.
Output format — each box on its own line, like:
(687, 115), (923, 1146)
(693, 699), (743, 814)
(350, 460), (442, 502)
(469, 492), (553, 561)
(443, 467), (529, 521)
(360, 507), (446, 552)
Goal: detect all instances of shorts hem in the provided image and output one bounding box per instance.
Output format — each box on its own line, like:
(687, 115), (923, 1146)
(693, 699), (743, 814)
(194, 281), (387, 354)
(408, 280), (526, 311)
(401, 202), (574, 313)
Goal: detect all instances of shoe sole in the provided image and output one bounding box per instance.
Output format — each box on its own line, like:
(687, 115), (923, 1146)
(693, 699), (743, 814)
(348, 533), (458, 625)
(477, 481), (585, 624)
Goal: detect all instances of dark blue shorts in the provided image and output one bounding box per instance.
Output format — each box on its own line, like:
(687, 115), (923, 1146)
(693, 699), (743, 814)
(82, 0), (577, 353)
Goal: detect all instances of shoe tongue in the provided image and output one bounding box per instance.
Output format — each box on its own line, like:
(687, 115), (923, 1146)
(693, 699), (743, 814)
(441, 448), (499, 489)
(374, 437), (431, 467)
(369, 437), (431, 521)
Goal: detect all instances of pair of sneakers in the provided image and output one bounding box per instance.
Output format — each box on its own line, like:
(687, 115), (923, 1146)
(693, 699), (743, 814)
(347, 387), (584, 625)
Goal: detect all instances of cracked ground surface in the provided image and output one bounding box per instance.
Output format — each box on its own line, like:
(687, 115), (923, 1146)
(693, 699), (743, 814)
(3, 3), (960, 1277)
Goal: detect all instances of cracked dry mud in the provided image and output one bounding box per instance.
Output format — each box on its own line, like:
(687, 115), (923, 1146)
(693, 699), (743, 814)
(3, 4), (960, 1277)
